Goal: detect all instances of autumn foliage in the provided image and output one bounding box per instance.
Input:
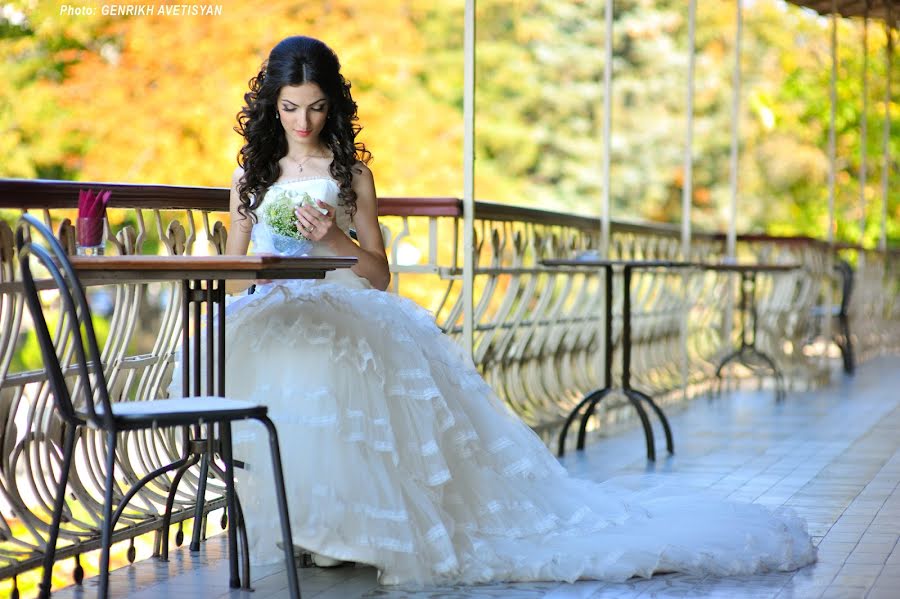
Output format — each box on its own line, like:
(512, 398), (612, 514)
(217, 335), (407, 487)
(1, 0), (898, 245)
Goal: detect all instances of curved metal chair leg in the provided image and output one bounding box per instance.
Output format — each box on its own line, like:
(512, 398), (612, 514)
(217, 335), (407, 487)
(623, 391), (656, 461)
(39, 426), (77, 599)
(259, 415), (301, 599)
(220, 422), (240, 589)
(746, 347), (785, 402)
(157, 453), (202, 561)
(190, 451), (211, 551)
(575, 388), (614, 451)
(629, 389), (674, 456)
(839, 316), (855, 375)
(557, 389), (606, 457)
(235, 493), (252, 590)
(111, 455), (191, 533)
(203, 449), (252, 587)
(98, 430), (118, 599)
(715, 346), (751, 398)
(715, 348), (744, 381)
(208, 452), (253, 590)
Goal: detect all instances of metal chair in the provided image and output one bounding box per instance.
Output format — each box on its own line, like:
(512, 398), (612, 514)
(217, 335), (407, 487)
(16, 214), (301, 598)
(809, 259), (855, 375)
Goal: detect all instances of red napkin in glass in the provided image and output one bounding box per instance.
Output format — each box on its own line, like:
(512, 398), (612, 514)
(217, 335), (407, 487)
(77, 189), (111, 246)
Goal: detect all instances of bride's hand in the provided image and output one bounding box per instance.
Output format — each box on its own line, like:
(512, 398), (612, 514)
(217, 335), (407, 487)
(295, 200), (338, 245)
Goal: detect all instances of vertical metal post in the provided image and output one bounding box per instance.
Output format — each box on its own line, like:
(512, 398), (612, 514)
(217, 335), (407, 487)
(859, 11), (870, 247)
(181, 280), (190, 398)
(722, 0), (743, 359)
(601, 0), (614, 256)
(599, 0), (615, 400)
(205, 280), (213, 396)
(828, 1), (838, 250)
(217, 280), (226, 396)
(881, 8), (893, 252)
(681, 0), (698, 401)
(462, 0), (476, 359)
(824, 1), (839, 362)
(727, 0), (743, 261)
(682, 0), (697, 259)
(192, 282), (201, 397)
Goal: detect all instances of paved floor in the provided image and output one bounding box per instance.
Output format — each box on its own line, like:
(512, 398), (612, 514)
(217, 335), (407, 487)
(53, 355), (900, 599)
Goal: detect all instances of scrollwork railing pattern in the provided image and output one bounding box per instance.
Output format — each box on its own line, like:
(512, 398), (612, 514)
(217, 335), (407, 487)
(0, 178), (897, 590)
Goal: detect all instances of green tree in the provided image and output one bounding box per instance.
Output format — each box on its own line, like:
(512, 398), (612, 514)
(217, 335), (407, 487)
(2, 0), (897, 245)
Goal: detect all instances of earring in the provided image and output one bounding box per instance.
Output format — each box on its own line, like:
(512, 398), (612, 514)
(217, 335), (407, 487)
(275, 113), (280, 120)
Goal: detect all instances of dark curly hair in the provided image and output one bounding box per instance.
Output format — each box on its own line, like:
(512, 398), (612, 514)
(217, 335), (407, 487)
(234, 36), (371, 222)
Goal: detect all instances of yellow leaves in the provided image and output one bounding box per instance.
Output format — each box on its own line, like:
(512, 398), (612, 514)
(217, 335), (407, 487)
(749, 89), (777, 131)
(757, 135), (828, 188)
(14, 0), (462, 192)
(360, 87), (464, 197)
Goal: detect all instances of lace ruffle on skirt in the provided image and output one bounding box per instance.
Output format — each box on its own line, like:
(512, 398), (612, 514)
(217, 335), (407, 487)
(169, 277), (816, 586)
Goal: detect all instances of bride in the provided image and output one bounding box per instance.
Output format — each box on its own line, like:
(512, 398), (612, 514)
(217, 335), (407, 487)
(193, 35), (816, 586)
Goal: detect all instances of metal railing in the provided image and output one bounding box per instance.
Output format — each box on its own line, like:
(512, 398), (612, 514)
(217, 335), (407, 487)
(0, 178), (897, 589)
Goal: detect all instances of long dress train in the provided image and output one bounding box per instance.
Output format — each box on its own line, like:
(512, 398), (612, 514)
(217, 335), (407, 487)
(170, 177), (816, 586)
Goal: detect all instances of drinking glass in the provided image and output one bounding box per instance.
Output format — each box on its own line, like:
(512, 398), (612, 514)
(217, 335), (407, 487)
(76, 217), (105, 256)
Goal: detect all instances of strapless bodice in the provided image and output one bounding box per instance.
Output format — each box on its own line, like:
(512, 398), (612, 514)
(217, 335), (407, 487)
(251, 177), (352, 258)
(249, 177), (370, 289)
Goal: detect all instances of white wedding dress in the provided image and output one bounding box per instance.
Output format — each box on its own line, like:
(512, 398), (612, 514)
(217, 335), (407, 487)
(174, 177), (816, 586)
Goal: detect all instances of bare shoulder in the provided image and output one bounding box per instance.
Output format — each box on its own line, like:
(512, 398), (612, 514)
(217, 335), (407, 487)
(231, 165), (245, 187)
(229, 166), (247, 216)
(350, 161), (373, 185)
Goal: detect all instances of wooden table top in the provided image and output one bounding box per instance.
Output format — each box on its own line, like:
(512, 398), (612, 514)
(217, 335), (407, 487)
(541, 259), (695, 269)
(541, 259), (801, 273)
(696, 262), (801, 273)
(69, 254), (358, 283)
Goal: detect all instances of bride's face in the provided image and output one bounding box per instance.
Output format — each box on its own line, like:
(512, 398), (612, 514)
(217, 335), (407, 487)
(276, 83), (329, 149)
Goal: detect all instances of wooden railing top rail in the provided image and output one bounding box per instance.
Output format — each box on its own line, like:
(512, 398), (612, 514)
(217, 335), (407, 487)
(474, 201), (692, 238)
(703, 232), (826, 246)
(0, 178), (681, 235)
(0, 178), (227, 211)
(377, 196), (460, 217)
(0, 178), (457, 219)
(1, 178), (897, 253)
(0, 178), (463, 218)
(0, 178), (710, 239)
(701, 232), (896, 254)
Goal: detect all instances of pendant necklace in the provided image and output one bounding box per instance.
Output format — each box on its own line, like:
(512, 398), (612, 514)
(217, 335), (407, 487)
(293, 152), (327, 175)
(295, 155), (313, 174)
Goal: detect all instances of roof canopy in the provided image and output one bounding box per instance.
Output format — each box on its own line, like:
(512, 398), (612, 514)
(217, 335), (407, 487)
(787, 0), (896, 20)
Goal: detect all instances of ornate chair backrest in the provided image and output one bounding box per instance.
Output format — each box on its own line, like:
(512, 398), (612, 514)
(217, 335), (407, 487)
(16, 214), (114, 429)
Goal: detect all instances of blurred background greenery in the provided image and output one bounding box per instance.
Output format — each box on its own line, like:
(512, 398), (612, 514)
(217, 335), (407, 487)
(1, 0), (897, 242)
(2, 2), (899, 594)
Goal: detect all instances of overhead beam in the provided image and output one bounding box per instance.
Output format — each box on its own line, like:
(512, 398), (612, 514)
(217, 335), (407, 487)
(786, 0), (896, 21)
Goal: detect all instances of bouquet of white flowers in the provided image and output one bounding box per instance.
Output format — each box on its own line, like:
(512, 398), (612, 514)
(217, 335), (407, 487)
(261, 187), (326, 241)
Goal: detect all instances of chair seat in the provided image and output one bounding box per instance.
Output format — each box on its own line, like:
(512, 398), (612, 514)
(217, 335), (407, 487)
(93, 396), (267, 428)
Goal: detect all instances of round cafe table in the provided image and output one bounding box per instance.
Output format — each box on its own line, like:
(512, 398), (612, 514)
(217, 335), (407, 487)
(542, 258), (695, 461)
(698, 262), (801, 402)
